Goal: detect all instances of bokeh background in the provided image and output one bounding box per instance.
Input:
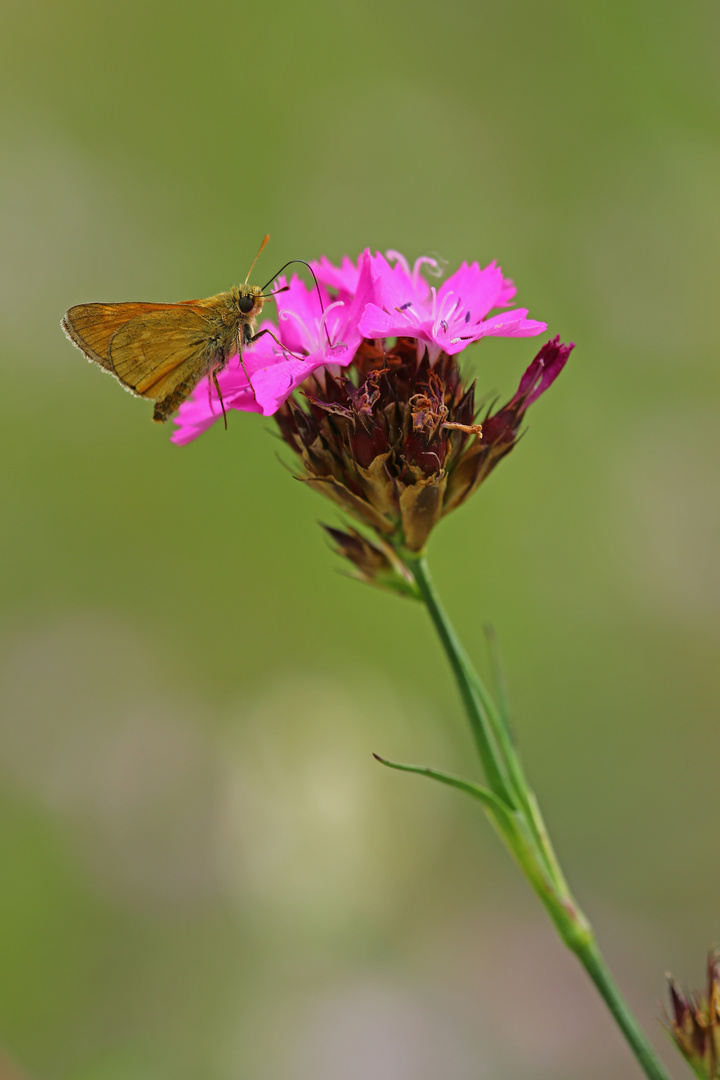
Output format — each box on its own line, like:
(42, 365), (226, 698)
(1, 1), (719, 1078)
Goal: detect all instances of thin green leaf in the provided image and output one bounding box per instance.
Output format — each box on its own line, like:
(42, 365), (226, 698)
(372, 753), (514, 822)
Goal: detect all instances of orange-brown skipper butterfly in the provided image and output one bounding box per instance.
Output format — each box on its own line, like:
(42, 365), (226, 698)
(62, 235), (278, 424)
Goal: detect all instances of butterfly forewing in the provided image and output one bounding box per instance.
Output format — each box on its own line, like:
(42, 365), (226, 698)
(62, 302), (182, 369)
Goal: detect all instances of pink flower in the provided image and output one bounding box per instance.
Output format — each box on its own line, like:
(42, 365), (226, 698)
(171, 252), (374, 445)
(358, 251), (546, 361)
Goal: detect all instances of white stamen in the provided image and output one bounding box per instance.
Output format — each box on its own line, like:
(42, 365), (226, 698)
(279, 308), (311, 346)
(385, 250), (411, 276)
(412, 255), (440, 287)
(279, 299), (345, 354)
(320, 299), (346, 336)
(436, 290), (458, 324)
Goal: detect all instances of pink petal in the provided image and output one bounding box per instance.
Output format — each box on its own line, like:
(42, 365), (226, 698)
(274, 275), (326, 355)
(478, 310), (547, 337)
(312, 254), (362, 298)
(252, 343), (353, 415)
(170, 414), (219, 445)
(358, 302), (420, 340)
(439, 261), (505, 320)
(496, 276), (517, 306)
(368, 253), (420, 311)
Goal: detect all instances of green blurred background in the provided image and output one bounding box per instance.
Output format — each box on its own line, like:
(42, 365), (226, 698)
(1, 1), (719, 1077)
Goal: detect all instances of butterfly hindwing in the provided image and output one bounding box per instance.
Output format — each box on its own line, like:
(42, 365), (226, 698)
(108, 307), (215, 401)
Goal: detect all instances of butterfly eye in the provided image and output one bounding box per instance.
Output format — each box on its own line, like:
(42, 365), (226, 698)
(238, 295), (255, 314)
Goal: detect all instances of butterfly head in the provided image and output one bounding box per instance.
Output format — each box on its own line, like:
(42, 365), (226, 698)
(235, 284), (265, 318)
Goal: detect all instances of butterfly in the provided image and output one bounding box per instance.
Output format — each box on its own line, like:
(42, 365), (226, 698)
(61, 235), (284, 424)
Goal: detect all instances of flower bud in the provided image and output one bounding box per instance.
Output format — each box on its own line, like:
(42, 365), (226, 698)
(666, 953), (720, 1077)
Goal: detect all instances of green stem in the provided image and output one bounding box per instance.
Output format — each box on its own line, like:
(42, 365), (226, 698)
(402, 550), (557, 881)
(399, 551), (514, 805)
(578, 940), (674, 1080)
(398, 549), (672, 1080)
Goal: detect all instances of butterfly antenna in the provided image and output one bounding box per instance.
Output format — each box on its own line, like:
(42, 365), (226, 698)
(244, 234), (270, 285)
(260, 260), (331, 346)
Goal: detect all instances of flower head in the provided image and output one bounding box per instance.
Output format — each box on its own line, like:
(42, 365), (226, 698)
(172, 246), (572, 578)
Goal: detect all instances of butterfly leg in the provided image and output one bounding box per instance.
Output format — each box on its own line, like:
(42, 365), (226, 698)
(211, 367), (228, 430)
(247, 328), (306, 362)
(236, 347), (255, 398)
